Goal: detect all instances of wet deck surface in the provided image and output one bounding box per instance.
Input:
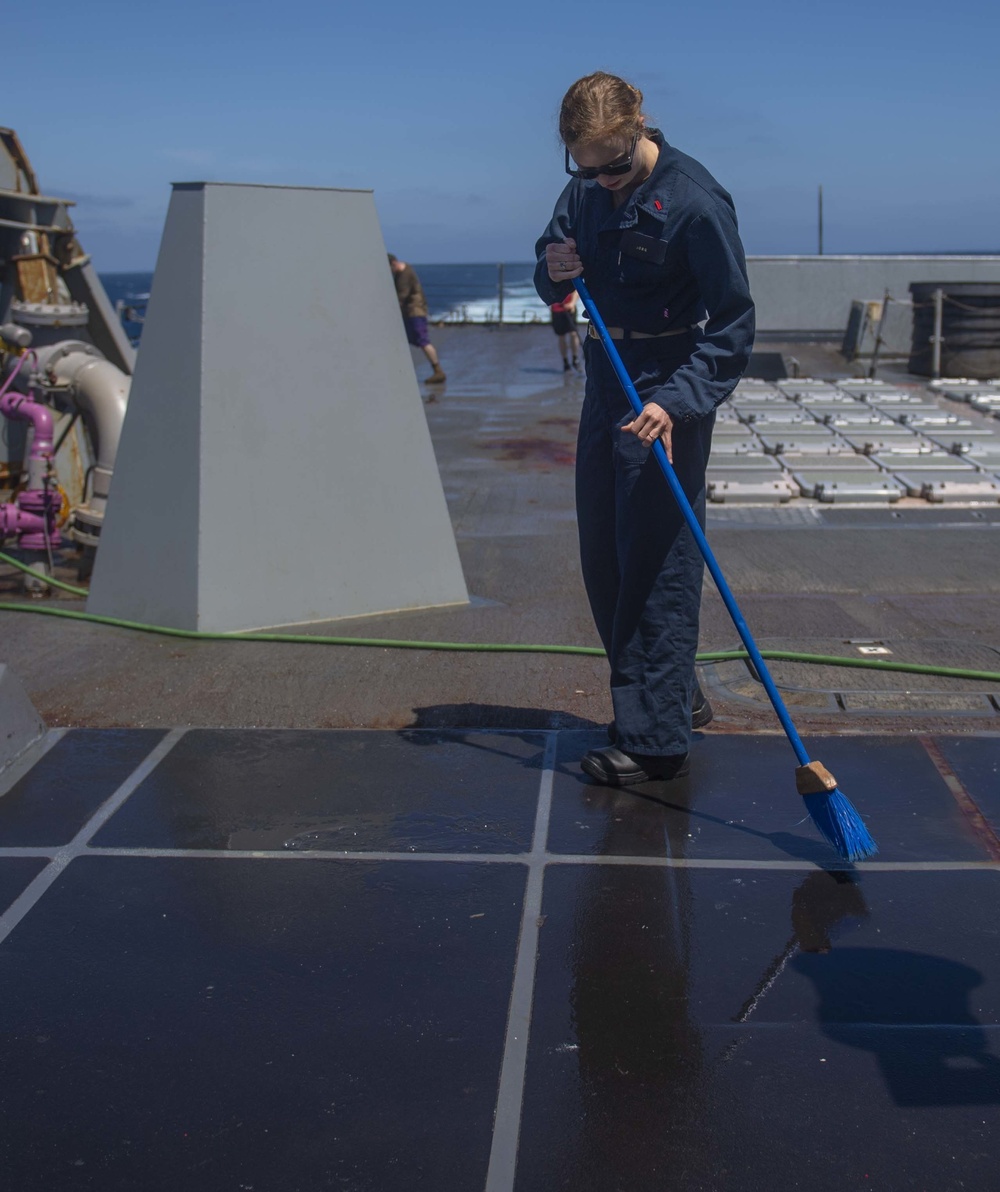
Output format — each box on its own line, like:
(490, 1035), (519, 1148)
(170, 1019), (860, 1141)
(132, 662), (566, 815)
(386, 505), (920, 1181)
(1, 726), (998, 1190)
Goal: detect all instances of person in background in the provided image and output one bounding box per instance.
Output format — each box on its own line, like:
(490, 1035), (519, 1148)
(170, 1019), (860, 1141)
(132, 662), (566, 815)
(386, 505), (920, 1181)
(388, 254), (446, 384)
(534, 71), (754, 787)
(550, 288), (581, 371)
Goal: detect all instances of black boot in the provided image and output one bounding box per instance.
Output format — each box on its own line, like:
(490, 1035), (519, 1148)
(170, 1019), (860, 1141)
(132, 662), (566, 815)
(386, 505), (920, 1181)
(692, 683), (714, 729)
(581, 746), (690, 787)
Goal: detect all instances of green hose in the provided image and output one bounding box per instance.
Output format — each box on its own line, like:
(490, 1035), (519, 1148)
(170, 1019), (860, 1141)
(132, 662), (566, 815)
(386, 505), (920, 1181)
(696, 649), (1000, 684)
(0, 549), (89, 596)
(0, 599), (604, 654)
(2, 549), (1000, 683)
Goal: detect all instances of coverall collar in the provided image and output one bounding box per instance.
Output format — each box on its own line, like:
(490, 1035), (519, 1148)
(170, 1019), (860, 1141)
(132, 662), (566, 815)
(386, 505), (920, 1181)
(603, 128), (678, 230)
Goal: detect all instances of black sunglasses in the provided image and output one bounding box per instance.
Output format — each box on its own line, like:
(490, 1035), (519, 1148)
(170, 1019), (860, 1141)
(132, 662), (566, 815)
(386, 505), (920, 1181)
(565, 130), (640, 180)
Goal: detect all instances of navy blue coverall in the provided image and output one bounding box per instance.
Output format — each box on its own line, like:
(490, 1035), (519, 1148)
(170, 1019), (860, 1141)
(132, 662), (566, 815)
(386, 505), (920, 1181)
(534, 130), (755, 757)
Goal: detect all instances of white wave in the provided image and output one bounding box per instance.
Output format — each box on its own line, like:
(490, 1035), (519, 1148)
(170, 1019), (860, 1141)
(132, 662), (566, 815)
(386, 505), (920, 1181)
(432, 281), (553, 324)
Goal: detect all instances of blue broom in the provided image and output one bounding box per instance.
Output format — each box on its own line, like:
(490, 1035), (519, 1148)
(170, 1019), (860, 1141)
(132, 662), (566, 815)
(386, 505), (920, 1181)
(573, 277), (877, 863)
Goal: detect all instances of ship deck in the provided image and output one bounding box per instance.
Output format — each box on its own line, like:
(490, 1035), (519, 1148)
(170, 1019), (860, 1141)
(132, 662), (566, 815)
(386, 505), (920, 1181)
(1, 325), (999, 1189)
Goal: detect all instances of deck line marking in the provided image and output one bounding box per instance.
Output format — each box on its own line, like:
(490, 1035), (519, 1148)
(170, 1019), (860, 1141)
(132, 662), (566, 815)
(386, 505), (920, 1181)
(93, 848), (528, 863)
(0, 848), (994, 872)
(72, 729), (188, 847)
(0, 729), (186, 948)
(484, 732), (556, 1192)
(919, 736), (1000, 863)
(546, 856), (1000, 871)
(0, 855), (74, 947)
(0, 727), (68, 798)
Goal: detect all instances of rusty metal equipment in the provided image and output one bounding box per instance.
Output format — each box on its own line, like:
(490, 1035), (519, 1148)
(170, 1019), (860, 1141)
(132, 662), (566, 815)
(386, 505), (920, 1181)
(0, 127), (133, 590)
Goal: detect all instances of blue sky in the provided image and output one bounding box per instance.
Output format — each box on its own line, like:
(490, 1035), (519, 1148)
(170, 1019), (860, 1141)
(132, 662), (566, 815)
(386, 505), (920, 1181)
(5, 0), (998, 270)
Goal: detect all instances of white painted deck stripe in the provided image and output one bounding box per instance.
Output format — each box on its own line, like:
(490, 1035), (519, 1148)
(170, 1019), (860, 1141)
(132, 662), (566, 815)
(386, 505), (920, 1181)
(0, 729), (185, 947)
(71, 729), (188, 845)
(484, 732), (556, 1192)
(0, 847), (995, 872)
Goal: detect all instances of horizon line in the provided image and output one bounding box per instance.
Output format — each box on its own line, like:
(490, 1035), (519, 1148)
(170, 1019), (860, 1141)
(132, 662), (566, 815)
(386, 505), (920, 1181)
(97, 250), (1000, 275)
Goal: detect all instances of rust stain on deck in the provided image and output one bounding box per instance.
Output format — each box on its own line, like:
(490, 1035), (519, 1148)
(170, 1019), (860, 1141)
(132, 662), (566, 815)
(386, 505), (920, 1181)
(484, 437), (576, 467)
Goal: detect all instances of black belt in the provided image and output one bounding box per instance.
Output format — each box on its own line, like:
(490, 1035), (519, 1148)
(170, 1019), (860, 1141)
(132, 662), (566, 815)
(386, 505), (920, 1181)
(587, 323), (692, 341)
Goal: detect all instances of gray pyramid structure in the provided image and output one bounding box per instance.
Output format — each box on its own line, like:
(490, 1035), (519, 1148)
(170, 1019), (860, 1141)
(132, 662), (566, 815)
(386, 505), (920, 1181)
(87, 182), (467, 632)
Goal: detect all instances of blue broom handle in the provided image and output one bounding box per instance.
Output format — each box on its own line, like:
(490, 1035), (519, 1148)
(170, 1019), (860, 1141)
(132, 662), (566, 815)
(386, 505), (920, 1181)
(574, 278), (811, 768)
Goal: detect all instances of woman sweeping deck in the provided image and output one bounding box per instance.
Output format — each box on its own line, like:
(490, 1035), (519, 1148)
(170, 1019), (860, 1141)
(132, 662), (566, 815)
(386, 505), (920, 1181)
(534, 71), (755, 786)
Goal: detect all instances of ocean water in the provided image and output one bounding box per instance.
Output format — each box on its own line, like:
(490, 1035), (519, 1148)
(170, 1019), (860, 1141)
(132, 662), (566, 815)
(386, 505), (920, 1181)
(99, 263), (546, 344)
(410, 263), (544, 323)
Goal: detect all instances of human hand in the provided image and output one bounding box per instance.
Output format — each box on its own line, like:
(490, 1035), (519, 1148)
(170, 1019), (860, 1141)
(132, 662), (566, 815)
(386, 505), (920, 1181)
(623, 402), (674, 462)
(546, 238), (582, 282)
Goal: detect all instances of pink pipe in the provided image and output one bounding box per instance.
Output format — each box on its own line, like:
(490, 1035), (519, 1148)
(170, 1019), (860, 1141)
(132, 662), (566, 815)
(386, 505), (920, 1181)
(0, 502), (48, 537)
(0, 391), (55, 457)
(0, 354), (61, 553)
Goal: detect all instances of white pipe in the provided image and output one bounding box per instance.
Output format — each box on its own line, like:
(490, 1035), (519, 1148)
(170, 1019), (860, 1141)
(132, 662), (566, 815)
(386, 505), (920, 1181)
(45, 349), (129, 514)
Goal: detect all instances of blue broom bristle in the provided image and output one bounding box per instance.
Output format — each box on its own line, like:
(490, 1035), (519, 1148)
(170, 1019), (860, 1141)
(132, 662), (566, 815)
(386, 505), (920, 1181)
(802, 786), (878, 862)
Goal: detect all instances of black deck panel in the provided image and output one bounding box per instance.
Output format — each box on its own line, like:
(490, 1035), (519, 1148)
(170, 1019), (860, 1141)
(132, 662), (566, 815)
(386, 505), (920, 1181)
(810, 735), (996, 861)
(0, 855), (526, 1192)
(516, 865), (1000, 1192)
(0, 729), (166, 846)
(0, 858), (48, 911)
(548, 731), (988, 862)
(90, 728), (545, 853)
(522, 1023), (999, 1191)
(931, 736), (1000, 839)
(3, 726), (999, 1191)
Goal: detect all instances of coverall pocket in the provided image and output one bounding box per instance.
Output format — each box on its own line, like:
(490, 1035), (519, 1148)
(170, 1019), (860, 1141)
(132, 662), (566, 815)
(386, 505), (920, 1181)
(617, 255), (665, 292)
